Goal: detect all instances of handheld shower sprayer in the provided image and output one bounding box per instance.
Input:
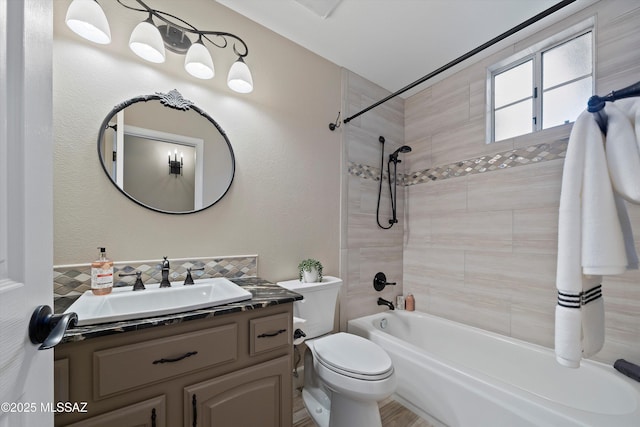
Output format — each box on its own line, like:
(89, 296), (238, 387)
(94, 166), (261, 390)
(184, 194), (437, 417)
(376, 136), (411, 229)
(389, 145), (412, 163)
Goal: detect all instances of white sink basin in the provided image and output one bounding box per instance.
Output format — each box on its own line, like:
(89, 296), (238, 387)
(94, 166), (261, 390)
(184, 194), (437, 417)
(65, 278), (252, 326)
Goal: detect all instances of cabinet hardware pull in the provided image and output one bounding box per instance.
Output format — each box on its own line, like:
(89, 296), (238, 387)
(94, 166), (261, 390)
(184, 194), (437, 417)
(151, 408), (156, 427)
(192, 394), (198, 427)
(152, 351), (198, 364)
(257, 328), (287, 338)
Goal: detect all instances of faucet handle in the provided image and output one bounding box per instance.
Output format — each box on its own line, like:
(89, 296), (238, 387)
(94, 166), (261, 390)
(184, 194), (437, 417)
(119, 271), (145, 291)
(183, 267), (204, 286)
(373, 272), (396, 291)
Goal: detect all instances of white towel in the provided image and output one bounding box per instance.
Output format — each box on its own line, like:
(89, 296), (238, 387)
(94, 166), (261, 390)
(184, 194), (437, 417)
(604, 100), (640, 203)
(555, 109), (628, 368)
(604, 100), (640, 269)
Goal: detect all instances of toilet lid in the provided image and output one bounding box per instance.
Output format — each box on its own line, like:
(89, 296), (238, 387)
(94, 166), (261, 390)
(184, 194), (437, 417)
(313, 333), (393, 380)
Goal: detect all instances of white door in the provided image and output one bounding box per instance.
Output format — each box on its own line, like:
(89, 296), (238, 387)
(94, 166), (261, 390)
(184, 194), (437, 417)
(0, 1), (54, 426)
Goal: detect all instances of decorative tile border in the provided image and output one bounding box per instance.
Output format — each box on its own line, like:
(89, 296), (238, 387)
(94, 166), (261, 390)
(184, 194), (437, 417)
(54, 255), (258, 299)
(347, 163), (405, 184)
(348, 139), (568, 186)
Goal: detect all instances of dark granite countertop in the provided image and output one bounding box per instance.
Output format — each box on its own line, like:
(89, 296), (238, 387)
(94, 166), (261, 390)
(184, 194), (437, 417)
(58, 277), (302, 344)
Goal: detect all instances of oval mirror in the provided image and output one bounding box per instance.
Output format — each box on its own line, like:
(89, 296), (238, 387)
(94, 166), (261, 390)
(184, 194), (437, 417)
(97, 90), (235, 214)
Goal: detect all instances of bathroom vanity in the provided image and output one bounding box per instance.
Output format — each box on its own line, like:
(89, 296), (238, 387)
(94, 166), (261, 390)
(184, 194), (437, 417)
(53, 278), (301, 427)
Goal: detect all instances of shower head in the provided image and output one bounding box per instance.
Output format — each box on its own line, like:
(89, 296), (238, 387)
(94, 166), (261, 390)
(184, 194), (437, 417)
(389, 145), (412, 162)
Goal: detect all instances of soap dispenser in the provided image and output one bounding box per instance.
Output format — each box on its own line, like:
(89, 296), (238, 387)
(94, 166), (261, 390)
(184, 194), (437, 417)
(91, 247), (113, 295)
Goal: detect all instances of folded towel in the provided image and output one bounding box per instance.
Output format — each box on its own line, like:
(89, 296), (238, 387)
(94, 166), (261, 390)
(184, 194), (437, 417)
(581, 287), (604, 356)
(557, 110), (627, 282)
(555, 110), (628, 367)
(555, 306), (582, 368)
(603, 100), (640, 269)
(614, 194), (639, 269)
(614, 359), (640, 383)
(555, 279), (602, 368)
(604, 101), (640, 203)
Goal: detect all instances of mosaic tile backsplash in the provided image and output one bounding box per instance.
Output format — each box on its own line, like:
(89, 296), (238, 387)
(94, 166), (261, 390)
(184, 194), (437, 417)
(348, 139), (568, 186)
(54, 255), (258, 300)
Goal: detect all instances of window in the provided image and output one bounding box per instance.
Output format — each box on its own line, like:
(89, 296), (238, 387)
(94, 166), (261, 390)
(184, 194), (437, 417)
(489, 28), (593, 142)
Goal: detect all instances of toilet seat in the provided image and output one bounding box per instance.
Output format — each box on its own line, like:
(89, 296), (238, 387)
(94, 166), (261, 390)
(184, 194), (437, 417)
(313, 333), (393, 381)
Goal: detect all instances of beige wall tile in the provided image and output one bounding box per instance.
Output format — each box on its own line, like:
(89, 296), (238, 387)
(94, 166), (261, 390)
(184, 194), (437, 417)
(466, 160), (562, 212)
(404, 135), (432, 172)
(431, 117), (488, 166)
(407, 176), (467, 215)
(404, 247), (465, 290)
(513, 207), (559, 255)
(510, 302), (555, 348)
(429, 287), (511, 336)
(431, 210), (512, 252)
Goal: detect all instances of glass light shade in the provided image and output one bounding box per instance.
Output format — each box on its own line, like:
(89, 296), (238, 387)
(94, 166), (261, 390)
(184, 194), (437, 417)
(65, 0), (111, 44)
(227, 58), (253, 93)
(184, 41), (215, 79)
(129, 19), (166, 63)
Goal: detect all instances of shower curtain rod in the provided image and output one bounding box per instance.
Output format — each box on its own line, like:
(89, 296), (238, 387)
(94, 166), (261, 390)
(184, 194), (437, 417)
(329, 0), (577, 131)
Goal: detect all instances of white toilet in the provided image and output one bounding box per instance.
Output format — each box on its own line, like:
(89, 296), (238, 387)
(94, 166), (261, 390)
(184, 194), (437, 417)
(278, 276), (396, 427)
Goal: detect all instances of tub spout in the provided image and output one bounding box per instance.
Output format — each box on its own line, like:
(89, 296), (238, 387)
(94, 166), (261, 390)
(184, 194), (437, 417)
(377, 297), (395, 310)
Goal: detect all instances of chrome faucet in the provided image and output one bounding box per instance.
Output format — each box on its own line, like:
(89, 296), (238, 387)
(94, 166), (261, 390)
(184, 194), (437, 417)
(160, 256), (171, 288)
(377, 297), (395, 310)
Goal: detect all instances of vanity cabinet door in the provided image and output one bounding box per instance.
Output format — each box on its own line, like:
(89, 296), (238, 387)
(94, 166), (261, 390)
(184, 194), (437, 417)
(63, 395), (166, 427)
(184, 356), (291, 427)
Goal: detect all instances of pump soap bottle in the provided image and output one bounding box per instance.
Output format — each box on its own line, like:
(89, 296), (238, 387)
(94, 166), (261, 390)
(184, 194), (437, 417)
(91, 247), (113, 295)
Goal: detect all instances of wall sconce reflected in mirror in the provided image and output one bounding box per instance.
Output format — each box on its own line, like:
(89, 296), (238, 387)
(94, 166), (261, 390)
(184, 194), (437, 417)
(65, 0), (254, 93)
(169, 149), (183, 176)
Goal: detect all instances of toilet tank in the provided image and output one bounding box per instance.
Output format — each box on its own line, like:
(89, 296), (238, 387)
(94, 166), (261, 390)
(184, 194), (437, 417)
(277, 276), (342, 339)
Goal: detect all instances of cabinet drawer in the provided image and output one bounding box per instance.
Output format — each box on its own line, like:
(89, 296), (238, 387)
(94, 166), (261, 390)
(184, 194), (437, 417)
(94, 324), (237, 398)
(250, 313), (291, 356)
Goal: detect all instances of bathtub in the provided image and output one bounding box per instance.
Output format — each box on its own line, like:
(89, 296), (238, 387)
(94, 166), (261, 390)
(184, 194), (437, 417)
(348, 310), (640, 427)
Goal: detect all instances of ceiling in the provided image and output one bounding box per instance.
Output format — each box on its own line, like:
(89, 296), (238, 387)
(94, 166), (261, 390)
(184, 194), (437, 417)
(216, 0), (596, 98)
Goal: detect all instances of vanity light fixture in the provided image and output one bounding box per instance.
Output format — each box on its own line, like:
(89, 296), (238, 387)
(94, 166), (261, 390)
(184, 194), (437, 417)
(169, 149), (183, 176)
(65, 0), (254, 93)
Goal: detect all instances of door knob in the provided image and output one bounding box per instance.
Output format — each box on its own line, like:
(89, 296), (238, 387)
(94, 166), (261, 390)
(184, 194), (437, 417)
(28, 305), (77, 350)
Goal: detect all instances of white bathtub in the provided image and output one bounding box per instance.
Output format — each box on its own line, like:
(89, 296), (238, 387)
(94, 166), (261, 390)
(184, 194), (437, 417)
(348, 310), (640, 427)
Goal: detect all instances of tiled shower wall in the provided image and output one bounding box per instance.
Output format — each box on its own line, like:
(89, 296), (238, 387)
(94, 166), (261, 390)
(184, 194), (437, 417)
(340, 70), (405, 329)
(403, 0), (640, 365)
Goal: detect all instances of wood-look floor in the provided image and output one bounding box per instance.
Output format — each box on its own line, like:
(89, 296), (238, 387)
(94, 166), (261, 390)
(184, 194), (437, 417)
(293, 389), (434, 427)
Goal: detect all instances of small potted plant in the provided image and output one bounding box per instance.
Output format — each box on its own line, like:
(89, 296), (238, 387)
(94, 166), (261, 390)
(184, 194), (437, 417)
(298, 259), (323, 283)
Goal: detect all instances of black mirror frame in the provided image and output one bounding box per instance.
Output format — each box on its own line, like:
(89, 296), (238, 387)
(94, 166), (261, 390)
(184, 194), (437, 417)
(97, 89), (235, 215)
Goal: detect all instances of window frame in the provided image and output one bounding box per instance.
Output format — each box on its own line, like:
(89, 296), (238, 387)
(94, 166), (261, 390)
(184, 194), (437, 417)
(486, 18), (595, 144)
